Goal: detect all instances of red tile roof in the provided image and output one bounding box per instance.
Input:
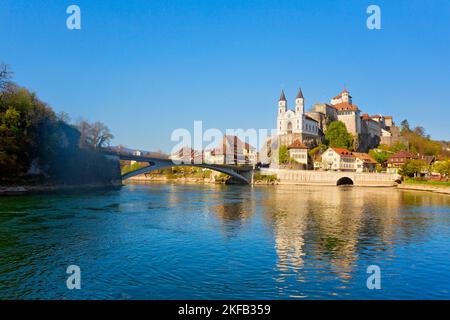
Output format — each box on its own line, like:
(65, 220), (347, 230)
(353, 152), (377, 164)
(388, 151), (417, 163)
(331, 147), (354, 157)
(333, 102), (359, 111)
(288, 139), (308, 149)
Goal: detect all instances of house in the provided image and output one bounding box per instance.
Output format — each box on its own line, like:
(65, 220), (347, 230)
(130, 150), (142, 165)
(313, 153), (323, 170)
(321, 147), (356, 171)
(170, 147), (203, 164)
(203, 148), (225, 165)
(287, 139), (308, 166)
(353, 152), (377, 172)
(386, 151), (417, 174)
(204, 135), (257, 165)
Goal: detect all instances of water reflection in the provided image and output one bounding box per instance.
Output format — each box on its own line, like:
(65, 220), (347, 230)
(0, 184), (449, 299)
(256, 186), (450, 294)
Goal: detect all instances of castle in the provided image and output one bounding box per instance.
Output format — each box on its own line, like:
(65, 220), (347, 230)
(276, 87), (399, 152)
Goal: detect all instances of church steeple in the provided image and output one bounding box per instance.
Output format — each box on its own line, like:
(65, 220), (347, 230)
(278, 90), (287, 113)
(296, 87), (304, 99)
(295, 87), (304, 114)
(279, 90), (287, 102)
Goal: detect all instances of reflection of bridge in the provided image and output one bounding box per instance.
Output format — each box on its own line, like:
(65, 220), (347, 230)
(105, 152), (254, 184)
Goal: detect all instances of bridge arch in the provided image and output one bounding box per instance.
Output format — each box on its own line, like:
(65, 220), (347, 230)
(122, 162), (251, 184)
(336, 177), (354, 186)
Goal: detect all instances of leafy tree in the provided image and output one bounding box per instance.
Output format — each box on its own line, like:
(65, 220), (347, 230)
(432, 161), (450, 177)
(309, 144), (327, 157)
(1, 65), (115, 183)
(325, 121), (353, 149)
(368, 149), (390, 166)
(278, 145), (289, 164)
(399, 159), (428, 177)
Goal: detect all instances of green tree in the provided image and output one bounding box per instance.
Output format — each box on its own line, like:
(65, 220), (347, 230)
(309, 144), (327, 157)
(325, 121), (353, 149)
(432, 161), (450, 177)
(368, 149), (390, 166)
(399, 159), (428, 177)
(278, 145), (289, 164)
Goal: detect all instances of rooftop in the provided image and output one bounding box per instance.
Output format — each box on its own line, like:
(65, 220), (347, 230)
(288, 139), (308, 149)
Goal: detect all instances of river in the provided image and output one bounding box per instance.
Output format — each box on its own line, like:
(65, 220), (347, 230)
(0, 183), (449, 299)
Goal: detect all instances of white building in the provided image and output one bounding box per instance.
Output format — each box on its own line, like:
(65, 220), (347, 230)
(321, 147), (377, 172)
(287, 140), (309, 166)
(321, 147), (356, 171)
(277, 88), (320, 141)
(203, 135), (257, 165)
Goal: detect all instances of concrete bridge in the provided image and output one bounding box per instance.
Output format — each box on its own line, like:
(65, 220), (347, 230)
(103, 152), (400, 187)
(104, 152), (254, 184)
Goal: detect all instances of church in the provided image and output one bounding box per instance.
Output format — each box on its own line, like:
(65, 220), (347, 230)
(276, 88), (321, 147)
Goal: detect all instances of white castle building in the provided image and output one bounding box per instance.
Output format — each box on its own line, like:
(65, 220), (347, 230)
(276, 88), (320, 147)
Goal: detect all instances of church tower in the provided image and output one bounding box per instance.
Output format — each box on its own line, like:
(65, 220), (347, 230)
(278, 90), (287, 114)
(295, 87), (304, 114)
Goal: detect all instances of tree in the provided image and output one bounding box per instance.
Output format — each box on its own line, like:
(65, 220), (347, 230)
(325, 121), (353, 149)
(57, 111), (71, 123)
(76, 120), (114, 149)
(0, 63), (12, 90)
(432, 161), (450, 177)
(278, 145), (288, 164)
(368, 149), (390, 166)
(309, 144), (327, 157)
(399, 159), (428, 177)
(400, 119), (410, 134)
(413, 126), (425, 137)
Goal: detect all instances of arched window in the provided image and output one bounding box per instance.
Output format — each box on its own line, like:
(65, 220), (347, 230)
(287, 121), (292, 134)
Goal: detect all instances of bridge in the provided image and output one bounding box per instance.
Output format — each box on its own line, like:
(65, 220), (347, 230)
(103, 152), (400, 187)
(104, 152), (254, 184)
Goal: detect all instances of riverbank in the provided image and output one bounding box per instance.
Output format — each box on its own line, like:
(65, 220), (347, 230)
(0, 182), (122, 196)
(397, 183), (450, 195)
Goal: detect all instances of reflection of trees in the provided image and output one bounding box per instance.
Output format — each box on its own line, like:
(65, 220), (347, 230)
(262, 186), (448, 285)
(208, 186), (255, 238)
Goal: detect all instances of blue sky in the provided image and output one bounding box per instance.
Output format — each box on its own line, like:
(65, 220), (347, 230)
(1, 0), (449, 151)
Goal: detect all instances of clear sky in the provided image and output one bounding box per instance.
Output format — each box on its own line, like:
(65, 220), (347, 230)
(1, 0), (449, 151)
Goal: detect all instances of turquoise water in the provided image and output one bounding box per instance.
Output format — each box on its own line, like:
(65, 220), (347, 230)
(0, 183), (449, 299)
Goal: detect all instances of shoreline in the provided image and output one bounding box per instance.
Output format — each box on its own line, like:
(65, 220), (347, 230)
(0, 182), (122, 196)
(2, 179), (449, 196)
(397, 183), (450, 195)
